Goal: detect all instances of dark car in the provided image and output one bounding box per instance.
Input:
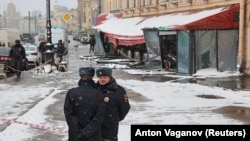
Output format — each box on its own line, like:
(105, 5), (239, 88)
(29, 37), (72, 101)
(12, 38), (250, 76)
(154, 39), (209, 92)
(0, 47), (29, 74)
(20, 33), (35, 44)
(0, 47), (14, 73)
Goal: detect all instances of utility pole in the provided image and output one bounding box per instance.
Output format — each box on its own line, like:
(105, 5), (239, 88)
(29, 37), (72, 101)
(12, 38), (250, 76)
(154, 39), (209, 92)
(34, 16), (36, 34)
(28, 11), (30, 34)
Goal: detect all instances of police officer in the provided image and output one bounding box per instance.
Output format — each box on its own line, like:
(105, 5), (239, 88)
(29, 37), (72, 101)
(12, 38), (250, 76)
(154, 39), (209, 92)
(89, 35), (95, 53)
(9, 40), (26, 79)
(38, 38), (47, 63)
(96, 67), (130, 141)
(57, 39), (65, 63)
(64, 67), (105, 141)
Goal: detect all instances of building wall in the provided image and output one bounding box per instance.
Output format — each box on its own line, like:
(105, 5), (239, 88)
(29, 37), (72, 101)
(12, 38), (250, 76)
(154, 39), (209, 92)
(77, 0), (99, 32)
(3, 1), (21, 30)
(103, 0), (239, 17)
(67, 8), (79, 33)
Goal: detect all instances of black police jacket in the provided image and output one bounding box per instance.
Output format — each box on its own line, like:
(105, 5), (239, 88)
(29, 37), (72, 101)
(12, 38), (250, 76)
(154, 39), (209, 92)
(96, 77), (130, 139)
(64, 79), (105, 141)
(9, 44), (26, 60)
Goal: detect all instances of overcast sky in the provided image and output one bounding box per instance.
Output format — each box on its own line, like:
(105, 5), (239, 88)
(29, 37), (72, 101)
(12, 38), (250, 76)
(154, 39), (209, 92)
(1, 0), (77, 16)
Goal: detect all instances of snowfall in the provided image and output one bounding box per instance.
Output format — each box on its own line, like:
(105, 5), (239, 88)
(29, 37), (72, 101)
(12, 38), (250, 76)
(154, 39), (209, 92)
(0, 63), (249, 141)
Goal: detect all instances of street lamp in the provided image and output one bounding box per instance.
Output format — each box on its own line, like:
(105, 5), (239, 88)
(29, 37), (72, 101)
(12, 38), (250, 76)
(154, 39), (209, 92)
(44, 0), (55, 65)
(46, 0), (52, 46)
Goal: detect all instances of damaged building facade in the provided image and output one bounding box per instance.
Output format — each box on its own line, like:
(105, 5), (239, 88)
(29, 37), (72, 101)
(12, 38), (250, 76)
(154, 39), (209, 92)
(92, 0), (249, 75)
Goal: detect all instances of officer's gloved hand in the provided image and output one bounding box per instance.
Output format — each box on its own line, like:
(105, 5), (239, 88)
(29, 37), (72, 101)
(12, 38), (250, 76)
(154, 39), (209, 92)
(76, 131), (88, 141)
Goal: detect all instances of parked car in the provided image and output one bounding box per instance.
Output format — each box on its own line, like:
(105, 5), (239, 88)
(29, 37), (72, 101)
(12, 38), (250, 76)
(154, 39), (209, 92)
(20, 33), (35, 44)
(23, 44), (40, 68)
(46, 25), (69, 52)
(80, 33), (90, 44)
(73, 32), (80, 40)
(0, 47), (13, 73)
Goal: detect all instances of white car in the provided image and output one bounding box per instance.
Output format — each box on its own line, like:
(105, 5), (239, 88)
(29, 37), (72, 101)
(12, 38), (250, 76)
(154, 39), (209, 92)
(80, 33), (90, 44)
(23, 44), (40, 68)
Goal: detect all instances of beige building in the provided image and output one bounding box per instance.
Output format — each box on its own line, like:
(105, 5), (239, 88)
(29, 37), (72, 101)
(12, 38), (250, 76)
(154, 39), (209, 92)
(51, 5), (77, 31)
(40, 5), (79, 34)
(78, 0), (100, 32)
(67, 8), (79, 33)
(2, 1), (21, 30)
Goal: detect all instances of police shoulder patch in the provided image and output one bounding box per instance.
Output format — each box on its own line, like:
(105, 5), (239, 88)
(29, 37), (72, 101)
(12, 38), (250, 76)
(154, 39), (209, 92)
(123, 94), (128, 102)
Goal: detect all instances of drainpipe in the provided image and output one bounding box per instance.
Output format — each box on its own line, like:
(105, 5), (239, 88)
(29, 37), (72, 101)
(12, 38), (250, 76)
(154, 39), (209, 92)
(239, 0), (245, 73)
(138, 0), (141, 16)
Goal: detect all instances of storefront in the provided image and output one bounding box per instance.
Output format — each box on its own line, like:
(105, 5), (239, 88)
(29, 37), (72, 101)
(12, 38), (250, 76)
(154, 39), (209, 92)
(93, 4), (239, 75)
(142, 4), (239, 74)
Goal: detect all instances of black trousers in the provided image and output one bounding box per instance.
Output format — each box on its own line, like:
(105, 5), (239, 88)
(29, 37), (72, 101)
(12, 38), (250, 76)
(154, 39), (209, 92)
(12, 59), (23, 77)
(89, 45), (95, 53)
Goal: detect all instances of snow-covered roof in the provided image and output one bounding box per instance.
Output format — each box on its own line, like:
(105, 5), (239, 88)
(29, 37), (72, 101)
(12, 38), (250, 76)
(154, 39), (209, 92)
(93, 4), (239, 37)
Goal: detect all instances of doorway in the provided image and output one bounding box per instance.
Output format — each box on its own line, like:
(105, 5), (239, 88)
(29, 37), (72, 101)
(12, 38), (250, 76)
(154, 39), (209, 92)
(159, 31), (177, 71)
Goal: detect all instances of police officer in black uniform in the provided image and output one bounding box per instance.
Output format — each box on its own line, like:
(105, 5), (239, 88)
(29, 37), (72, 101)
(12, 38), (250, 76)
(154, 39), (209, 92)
(38, 38), (46, 63)
(89, 35), (96, 53)
(9, 40), (26, 79)
(57, 39), (65, 63)
(96, 67), (130, 141)
(64, 67), (105, 141)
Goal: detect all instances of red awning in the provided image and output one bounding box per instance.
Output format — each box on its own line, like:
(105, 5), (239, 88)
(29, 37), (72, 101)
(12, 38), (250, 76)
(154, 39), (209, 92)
(104, 33), (145, 46)
(94, 4), (239, 46)
(174, 4), (239, 30)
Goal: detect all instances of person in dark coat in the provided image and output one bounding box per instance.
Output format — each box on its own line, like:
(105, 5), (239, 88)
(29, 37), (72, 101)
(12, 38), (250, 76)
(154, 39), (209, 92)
(89, 36), (96, 54)
(64, 67), (105, 141)
(38, 38), (46, 63)
(57, 40), (65, 63)
(9, 40), (26, 79)
(96, 67), (130, 141)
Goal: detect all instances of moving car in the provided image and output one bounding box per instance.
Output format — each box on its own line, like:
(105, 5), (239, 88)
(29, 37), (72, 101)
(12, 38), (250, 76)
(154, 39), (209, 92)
(23, 44), (40, 68)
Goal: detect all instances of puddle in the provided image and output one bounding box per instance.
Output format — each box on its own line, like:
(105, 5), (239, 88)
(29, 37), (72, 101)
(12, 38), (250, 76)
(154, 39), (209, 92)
(126, 89), (151, 102)
(113, 69), (250, 91)
(213, 106), (250, 124)
(196, 94), (225, 99)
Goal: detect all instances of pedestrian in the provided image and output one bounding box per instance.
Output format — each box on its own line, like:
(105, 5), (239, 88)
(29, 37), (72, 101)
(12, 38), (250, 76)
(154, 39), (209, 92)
(96, 67), (130, 141)
(9, 40), (26, 80)
(38, 38), (46, 63)
(57, 39), (65, 63)
(89, 35), (96, 54)
(64, 67), (105, 141)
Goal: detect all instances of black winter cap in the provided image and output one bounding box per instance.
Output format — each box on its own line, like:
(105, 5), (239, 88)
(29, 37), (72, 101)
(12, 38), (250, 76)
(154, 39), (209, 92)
(15, 40), (21, 44)
(79, 67), (95, 77)
(96, 67), (112, 77)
